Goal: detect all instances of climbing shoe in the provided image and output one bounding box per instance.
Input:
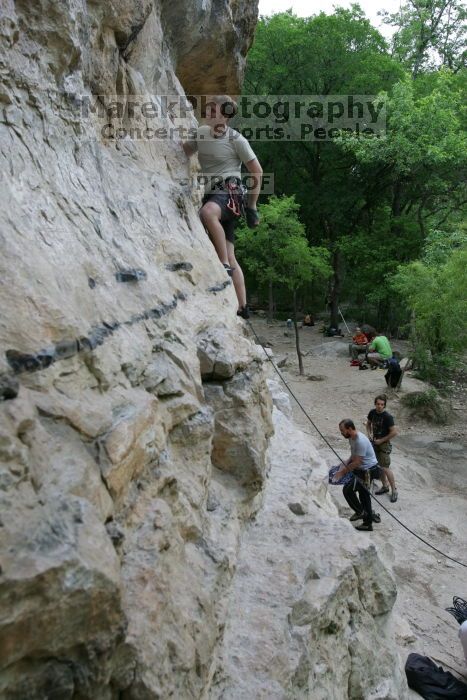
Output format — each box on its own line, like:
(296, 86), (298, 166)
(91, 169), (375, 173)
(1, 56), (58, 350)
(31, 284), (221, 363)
(355, 522), (373, 531)
(237, 306), (250, 320)
(375, 486), (389, 495)
(245, 207), (260, 228)
(223, 263), (234, 277)
(390, 490), (398, 503)
(349, 512), (363, 522)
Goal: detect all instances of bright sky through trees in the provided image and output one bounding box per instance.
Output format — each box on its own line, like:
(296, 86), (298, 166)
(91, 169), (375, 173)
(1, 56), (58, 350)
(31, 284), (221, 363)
(258, 0), (401, 37)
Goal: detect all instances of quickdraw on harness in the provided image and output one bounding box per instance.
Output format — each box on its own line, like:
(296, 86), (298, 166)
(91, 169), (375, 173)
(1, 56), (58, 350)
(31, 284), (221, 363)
(224, 177), (246, 218)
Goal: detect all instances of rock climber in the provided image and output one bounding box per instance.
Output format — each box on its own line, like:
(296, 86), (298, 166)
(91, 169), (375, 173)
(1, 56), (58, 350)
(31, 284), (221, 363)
(333, 419), (381, 531)
(366, 394), (399, 503)
(183, 95), (263, 319)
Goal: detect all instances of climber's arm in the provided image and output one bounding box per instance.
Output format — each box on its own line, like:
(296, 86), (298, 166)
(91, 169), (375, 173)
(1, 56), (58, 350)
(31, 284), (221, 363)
(244, 158), (262, 209)
(182, 141), (197, 157)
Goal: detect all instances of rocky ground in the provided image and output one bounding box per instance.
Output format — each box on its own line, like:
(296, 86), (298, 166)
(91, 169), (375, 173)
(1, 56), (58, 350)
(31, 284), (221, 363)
(246, 316), (467, 687)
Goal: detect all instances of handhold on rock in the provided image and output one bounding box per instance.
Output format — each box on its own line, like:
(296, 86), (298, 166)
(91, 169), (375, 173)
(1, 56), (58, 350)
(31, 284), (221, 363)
(6, 348), (55, 373)
(105, 521), (125, 547)
(208, 280), (231, 293)
(87, 327), (111, 349)
(55, 339), (79, 360)
(102, 320), (121, 332)
(116, 268), (147, 283)
(165, 262), (193, 272)
(0, 375), (19, 400)
(288, 502), (306, 516)
(36, 348), (56, 369)
(148, 307), (162, 319)
(77, 336), (93, 352)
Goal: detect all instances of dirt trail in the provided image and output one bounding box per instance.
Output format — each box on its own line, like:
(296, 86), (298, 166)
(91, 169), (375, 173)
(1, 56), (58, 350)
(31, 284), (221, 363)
(249, 317), (467, 684)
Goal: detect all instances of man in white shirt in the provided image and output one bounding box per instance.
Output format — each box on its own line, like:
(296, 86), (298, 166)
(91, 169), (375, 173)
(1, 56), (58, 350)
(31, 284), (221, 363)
(333, 418), (380, 531)
(183, 95), (263, 319)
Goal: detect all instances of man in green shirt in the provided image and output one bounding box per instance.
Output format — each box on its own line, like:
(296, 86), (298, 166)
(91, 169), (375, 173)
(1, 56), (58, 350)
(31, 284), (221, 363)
(367, 334), (392, 368)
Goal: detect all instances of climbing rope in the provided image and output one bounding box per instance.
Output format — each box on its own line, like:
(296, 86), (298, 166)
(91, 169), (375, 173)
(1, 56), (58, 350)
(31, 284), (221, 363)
(247, 319), (467, 570)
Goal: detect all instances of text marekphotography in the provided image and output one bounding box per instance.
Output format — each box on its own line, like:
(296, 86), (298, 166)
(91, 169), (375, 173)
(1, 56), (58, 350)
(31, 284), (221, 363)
(74, 94), (387, 141)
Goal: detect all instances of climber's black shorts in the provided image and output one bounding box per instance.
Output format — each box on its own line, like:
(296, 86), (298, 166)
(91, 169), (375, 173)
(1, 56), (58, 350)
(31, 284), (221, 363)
(201, 192), (238, 243)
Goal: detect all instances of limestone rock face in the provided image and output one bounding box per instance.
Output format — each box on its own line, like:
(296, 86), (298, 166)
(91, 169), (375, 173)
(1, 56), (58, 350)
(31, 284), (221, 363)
(161, 0), (259, 94)
(208, 389), (407, 700)
(0, 1), (406, 698)
(0, 0), (262, 696)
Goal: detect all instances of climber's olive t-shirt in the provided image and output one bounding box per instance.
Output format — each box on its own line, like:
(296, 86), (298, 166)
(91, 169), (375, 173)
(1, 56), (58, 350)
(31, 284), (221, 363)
(192, 125), (256, 192)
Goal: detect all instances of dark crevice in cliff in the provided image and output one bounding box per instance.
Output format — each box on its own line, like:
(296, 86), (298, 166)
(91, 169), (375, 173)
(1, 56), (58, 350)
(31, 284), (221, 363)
(3, 292), (187, 377)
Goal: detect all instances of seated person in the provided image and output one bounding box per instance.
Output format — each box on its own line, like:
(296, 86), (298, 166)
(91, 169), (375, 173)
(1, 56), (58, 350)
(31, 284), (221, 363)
(367, 333), (393, 368)
(350, 327), (368, 360)
(361, 324), (376, 339)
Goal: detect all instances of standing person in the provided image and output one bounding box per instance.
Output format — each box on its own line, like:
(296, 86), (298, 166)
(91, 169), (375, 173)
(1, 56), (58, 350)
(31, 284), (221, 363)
(367, 333), (393, 368)
(183, 95), (263, 319)
(333, 419), (380, 532)
(366, 395), (399, 503)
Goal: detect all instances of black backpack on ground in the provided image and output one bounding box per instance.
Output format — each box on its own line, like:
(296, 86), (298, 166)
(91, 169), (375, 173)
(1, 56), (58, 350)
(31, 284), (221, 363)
(385, 357), (402, 388)
(324, 326), (342, 337)
(405, 653), (467, 699)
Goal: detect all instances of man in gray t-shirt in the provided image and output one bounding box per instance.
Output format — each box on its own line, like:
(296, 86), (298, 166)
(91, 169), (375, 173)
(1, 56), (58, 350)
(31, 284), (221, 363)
(183, 95), (263, 320)
(350, 431), (378, 470)
(333, 419), (379, 531)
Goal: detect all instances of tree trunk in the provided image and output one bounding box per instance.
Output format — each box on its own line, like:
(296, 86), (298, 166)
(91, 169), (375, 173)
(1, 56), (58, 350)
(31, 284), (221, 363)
(293, 289), (304, 376)
(329, 249), (341, 329)
(268, 280), (274, 323)
(391, 180), (404, 219)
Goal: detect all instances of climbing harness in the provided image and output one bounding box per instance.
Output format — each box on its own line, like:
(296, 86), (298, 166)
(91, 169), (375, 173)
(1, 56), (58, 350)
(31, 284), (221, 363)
(226, 181), (242, 217)
(212, 177), (246, 218)
(246, 318), (467, 570)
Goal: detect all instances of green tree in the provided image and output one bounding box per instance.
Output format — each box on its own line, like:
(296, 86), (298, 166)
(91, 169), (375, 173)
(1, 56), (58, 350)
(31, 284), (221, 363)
(236, 196), (331, 373)
(242, 7), (466, 341)
(336, 70), (467, 322)
(241, 8), (405, 326)
(390, 227), (467, 379)
(380, 0), (467, 75)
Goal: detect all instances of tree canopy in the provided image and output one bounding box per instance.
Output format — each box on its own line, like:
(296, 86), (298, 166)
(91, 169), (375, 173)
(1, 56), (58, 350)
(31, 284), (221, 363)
(239, 5), (467, 361)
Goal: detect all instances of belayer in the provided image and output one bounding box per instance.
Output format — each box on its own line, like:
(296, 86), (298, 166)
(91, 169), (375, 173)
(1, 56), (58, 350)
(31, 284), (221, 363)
(183, 95), (263, 319)
(332, 419), (382, 531)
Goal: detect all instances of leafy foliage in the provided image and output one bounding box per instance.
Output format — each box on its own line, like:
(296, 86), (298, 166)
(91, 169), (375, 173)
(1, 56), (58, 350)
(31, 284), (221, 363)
(239, 6), (466, 377)
(380, 0), (467, 75)
(401, 389), (451, 424)
(390, 227), (467, 378)
(236, 195), (331, 291)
